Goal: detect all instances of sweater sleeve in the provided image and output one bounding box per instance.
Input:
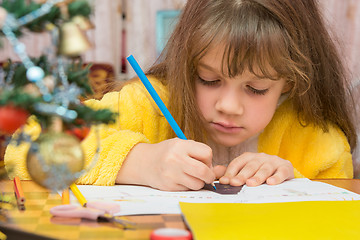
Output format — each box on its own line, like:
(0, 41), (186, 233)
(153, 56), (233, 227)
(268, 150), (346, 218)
(5, 79), (168, 185)
(76, 127), (149, 185)
(311, 127), (353, 179)
(77, 80), (169, 185)
(4, 116), (42, 180)
(283, 121), (354, 179)
(259, 100), (353, 179)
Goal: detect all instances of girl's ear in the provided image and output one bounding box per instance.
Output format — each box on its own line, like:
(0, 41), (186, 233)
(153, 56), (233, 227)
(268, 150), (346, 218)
(282, 81), (293, 93)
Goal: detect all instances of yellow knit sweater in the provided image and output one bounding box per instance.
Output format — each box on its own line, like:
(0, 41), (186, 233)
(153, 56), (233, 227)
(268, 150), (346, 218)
(5, 77), (353, 185)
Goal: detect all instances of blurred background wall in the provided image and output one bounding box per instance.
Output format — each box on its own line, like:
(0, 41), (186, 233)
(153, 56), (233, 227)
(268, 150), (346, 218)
(0, 0), (359, 174)
(0, 0), (358, 82)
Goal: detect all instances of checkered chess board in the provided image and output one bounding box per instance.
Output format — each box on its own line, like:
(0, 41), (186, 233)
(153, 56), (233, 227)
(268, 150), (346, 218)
(0, 181), (186, 240)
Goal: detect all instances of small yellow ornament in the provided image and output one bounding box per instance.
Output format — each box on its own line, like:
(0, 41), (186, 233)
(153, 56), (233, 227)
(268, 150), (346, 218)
(26, 132), (84, 191)
(72, 15), (94, 31)
(59, 21), (92, 57)
(23, 83), (41, 96)
(43, 75), (56, 92)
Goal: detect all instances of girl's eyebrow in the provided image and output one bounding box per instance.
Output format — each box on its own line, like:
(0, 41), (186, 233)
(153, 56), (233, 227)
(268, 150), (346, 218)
(199, 62), (276, 82)
(198, 62), (215, 70)
(198, 62), (223, 76)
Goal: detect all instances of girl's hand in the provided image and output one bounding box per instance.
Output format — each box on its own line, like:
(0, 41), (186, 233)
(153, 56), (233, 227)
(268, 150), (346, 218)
(215, 152), (294, 187)
(116, 138), (215, 191)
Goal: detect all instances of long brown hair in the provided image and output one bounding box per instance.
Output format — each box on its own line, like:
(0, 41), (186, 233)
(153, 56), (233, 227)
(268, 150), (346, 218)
(146, 0), (357, 150)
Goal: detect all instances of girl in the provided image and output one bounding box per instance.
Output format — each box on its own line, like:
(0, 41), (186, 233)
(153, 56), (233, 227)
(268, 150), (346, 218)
(5, 0), (357, 191)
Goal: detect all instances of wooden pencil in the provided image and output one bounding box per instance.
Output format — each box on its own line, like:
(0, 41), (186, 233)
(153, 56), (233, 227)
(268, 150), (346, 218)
(62, 188), (70, 205)
(70, 183), (87, 207)
(13, 176), (25, 204)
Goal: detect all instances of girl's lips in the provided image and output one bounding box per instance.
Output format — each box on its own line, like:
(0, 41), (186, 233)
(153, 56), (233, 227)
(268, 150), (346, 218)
(210, 122), (243, 133)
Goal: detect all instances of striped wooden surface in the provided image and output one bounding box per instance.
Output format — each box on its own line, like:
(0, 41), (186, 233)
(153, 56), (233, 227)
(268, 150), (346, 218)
(0, 179), (359, 239)
(0, 180), (186, 240)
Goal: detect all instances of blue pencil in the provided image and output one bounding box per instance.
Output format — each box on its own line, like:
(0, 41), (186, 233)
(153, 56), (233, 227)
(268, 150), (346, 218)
(127, 55), (216, 190)
(127, 55), (186, 140)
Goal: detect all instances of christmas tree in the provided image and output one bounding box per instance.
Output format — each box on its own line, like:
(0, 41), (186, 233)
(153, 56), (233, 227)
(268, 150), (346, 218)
(0, 0), (116, 191)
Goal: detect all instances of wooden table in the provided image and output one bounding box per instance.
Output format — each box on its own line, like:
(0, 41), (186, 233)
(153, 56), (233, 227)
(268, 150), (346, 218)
(0, 179), (359, 240)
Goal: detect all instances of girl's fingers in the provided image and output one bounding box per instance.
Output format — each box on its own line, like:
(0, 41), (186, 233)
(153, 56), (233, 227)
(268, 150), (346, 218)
(229, 159), (263, 186)
(219, 176), (230, 185)
(219, 153), (295, 187)
(266, 164), (294, 185)
(213, 165), (226, 179)
(223, 152), (253, 177)
(182, 155), (215, 185)
(245, 163), (276, 186)
(185, 140), (213, 167)
(153, 166), (204, 191)
(165, 183), (192, 191)
(220, 152), (258, 185)
(177, 173), (209, 191)
(154, 138), (214, 190)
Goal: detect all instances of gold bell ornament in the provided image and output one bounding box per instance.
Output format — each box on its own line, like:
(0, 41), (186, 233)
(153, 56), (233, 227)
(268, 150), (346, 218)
(58, 21), (92, 57)
(71, 15), (94, 31)
(34, 0), (75, 5)
(26, 118), (85, 191)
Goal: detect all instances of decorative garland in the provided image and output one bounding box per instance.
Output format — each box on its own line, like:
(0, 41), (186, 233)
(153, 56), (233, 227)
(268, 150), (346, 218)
(0, 0), (91, 34)
(0, 0), (116, 191)
(0, 0), (116, 134)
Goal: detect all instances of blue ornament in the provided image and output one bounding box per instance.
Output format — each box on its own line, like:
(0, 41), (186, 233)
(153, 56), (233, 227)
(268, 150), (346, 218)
(26, 66), (45, 82)
(43, 94), (52, 102)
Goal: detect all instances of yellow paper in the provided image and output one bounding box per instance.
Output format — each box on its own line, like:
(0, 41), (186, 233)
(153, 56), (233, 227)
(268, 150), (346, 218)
(180, 201), (360, 240)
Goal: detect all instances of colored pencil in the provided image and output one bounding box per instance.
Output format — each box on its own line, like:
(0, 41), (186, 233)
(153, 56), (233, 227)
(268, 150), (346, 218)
(62, 188), (70, 205)
(13, 176), (26, 210)
(70, 183), (87, 207)
(13, 176), (25, 204)
(127, 55), (216, 190)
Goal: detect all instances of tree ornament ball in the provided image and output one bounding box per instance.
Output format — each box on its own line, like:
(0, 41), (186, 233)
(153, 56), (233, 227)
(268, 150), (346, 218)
(26, 132), (85, 190)
(0, 105), (29, 134)
(26, 66), (45, 82)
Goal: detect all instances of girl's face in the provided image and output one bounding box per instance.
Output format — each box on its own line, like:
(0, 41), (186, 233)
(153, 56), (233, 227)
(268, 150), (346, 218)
(195, 45), (288, 147)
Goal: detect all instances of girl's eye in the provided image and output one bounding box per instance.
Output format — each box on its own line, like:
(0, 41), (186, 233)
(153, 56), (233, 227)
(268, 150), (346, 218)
(198, 76), (220, 86)
(247, 86), (269, 95)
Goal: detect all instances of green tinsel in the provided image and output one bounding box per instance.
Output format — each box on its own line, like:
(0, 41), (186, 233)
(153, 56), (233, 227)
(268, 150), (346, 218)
(72, 105), (117, 125)
(0, 89), (41, 110)
(67, 60), (93, 95)
(0, 0), (116, 128)
(2, 55), (93, 95)
(34, 104), (116, 129)
(2, 56), (50, 88)
(0, 56), (116, 127)
(68, 0), (92, 18)
(0, 88), (116, 128)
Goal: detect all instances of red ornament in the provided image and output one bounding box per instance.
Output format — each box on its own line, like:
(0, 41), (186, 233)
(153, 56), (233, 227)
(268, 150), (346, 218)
(66, 126), (90, 141)
(0, 105), (29, 134)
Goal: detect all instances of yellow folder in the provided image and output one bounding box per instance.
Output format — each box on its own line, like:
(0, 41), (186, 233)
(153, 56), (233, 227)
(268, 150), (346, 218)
(180, 201), (360, 240)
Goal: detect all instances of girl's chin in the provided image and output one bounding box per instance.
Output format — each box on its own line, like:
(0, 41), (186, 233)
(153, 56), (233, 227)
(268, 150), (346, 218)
(210, 135), (245, 147)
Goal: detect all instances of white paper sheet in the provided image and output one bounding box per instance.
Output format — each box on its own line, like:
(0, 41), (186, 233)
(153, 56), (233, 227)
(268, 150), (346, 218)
(68, 178), (360, 216)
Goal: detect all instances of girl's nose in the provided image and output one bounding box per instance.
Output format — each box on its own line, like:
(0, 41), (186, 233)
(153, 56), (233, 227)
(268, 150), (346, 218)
(215, 88), (244, 116)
